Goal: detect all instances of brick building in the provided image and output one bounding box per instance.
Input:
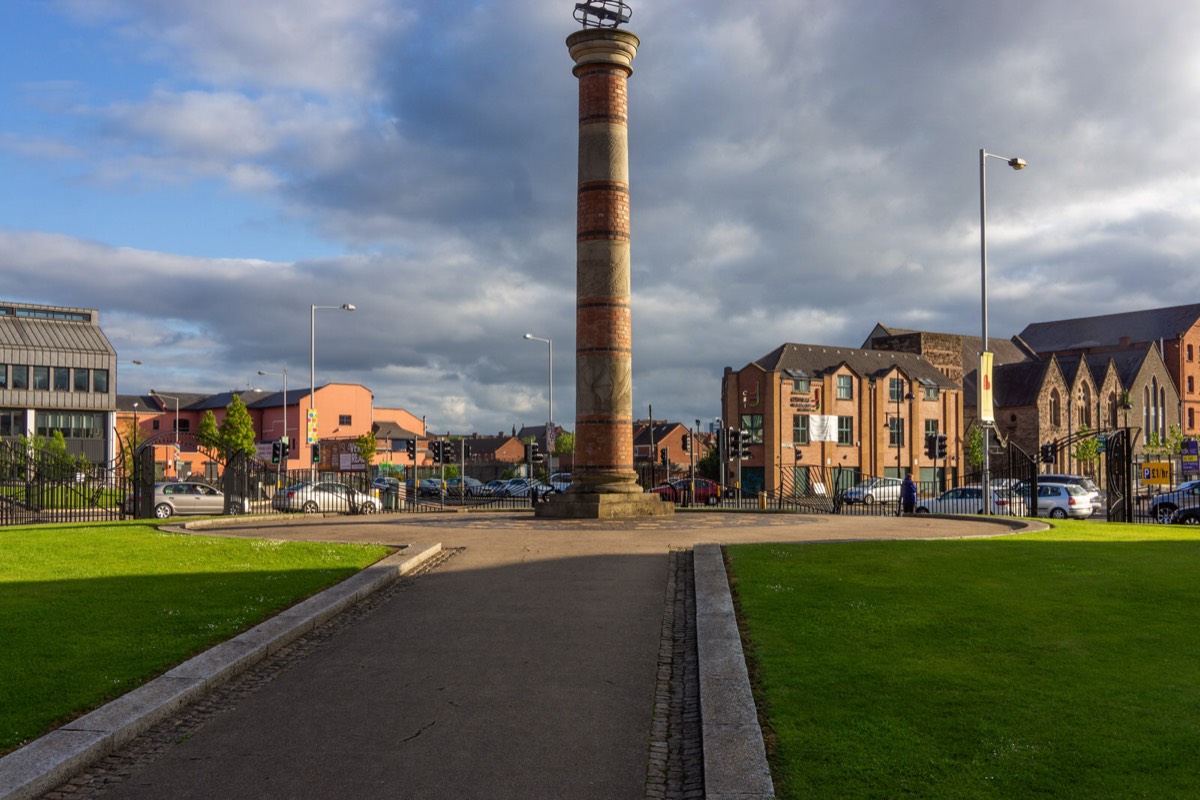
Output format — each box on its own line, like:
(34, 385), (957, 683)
(722, 343), (964, 496)
(1016, 304), (1200, 437)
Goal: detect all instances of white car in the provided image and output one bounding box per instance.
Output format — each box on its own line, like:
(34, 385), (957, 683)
(915, 485), (1025, 516)
(271, 481), (381, 514)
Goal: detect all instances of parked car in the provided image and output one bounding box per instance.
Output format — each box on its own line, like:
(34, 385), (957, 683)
(446, 476), (485, 496)
(148, 481), (248, 519)
(405, 478), (448, 497)
(549, 472), (573, 493)
(1015, 481), (1094, 519)
(841, 477), (903, 505)
(647, 477), (722, 505)
(271, 481), (381, 514)
(371, 476), (401, 492)
(1038, 474), (1102, 508)
(1169, 506), (1200, 525)
(501, 478), (555, 499)
(1147, 479), (1200, 524)
(914, 485), (1025, 516)
(481, 479), (508, 496)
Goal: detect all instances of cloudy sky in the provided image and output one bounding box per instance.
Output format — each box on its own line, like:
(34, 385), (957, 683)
(2, 1), (1197, 436)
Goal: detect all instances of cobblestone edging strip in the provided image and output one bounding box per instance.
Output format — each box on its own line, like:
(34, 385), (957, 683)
(693, 543), (776, 800)
(645, 548), (704, 800)
(0, 542), (443, 800)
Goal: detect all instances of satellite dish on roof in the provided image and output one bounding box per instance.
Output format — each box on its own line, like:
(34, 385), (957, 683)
(574, 0), (632, 29)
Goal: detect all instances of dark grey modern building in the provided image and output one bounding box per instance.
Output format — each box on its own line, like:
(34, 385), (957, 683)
(0, 301), (118, 462)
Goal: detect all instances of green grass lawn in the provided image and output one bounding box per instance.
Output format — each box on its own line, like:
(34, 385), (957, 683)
(727, 521), (1200, 799)
(0, 521), (390, 754)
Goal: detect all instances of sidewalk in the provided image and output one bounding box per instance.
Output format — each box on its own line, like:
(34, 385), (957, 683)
(4, 512), (1035, 800)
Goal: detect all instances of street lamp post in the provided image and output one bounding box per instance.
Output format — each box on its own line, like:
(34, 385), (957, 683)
(980, 148), (1027, 513)
(310, 304), (356, 468)
(523, 333), (554, 478)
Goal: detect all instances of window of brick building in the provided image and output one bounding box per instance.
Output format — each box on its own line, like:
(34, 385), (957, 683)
(836, 375), (853, 400)
(837, 416), (853, 445)
(339, 414), (352, 426)
(792, 414), (809, 445)
(740, 414), (763, 444)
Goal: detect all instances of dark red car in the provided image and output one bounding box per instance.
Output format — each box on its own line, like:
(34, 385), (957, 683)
(648, 477), (722, 505)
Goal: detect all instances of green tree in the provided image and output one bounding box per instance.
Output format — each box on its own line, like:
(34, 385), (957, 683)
(354, 432), (377, 474)
(965, 426), (985, 470)
(217, 395), (257, 459)
(1073, 425), (1101, 479)
(552, 431), (575, 456)
(197, 410), (220, 451)
(697, 444), (721, 482)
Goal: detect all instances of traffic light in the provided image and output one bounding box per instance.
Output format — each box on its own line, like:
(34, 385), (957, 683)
(405, 439), (416, 459)
(935, 434), (947, 459)
(924, 433), (937, 460)
(271, 440), (282, 464)
(530, 441), (542, 463)
(728, 428), (740, 460)
(660, 447), (668, 467)
(681, 434), (690, 453)
(463, 443), (472, 460)
(739, 429), (752, 459)
(1040, 442), (1056, 464)
(311, 443), (321, 463)
(431, 441), (443, 463)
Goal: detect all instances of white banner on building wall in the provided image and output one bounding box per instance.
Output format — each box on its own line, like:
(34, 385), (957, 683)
(809, 415), (838, 442)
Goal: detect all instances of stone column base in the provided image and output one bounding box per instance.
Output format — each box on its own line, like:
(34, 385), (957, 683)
(534, 491), (675, 519)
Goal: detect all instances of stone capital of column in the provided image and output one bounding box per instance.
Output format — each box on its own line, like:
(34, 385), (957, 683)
(567, 28), (640, 75)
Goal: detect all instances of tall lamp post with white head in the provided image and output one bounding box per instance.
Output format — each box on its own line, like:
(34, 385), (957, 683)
(309, 304), (356, 469)
(980, 148), (1026, 513)
(523, 333), (554, 477)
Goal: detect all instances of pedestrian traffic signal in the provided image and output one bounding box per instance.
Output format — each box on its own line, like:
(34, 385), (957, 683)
(935, 434), (947, 459)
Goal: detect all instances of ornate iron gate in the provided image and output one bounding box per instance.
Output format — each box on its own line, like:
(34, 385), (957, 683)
(0, 438), (128, 526)
(1105, 428), (1135, 523)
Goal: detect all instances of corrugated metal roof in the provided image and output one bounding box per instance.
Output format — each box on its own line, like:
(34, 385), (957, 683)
(0, 315), (115, 355)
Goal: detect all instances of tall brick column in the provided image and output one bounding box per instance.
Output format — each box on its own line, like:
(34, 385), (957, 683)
(537, 26), (670, 518)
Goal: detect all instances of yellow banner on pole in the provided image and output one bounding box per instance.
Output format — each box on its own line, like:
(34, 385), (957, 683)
(979, 352), (995, 424)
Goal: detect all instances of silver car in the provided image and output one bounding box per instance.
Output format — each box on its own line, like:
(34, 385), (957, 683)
(271, 481), (381, 514)
(915, 485), (1027, 516)
(151, 481), (248, 519)
(842, 477), (903, 504)
(1022, 481), (1094, 519)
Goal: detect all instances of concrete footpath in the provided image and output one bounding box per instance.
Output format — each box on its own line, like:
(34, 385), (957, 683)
(1, 512), (1036, 800)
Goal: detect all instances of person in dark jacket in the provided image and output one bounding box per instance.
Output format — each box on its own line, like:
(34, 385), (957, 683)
(901, 472), (918, 515)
